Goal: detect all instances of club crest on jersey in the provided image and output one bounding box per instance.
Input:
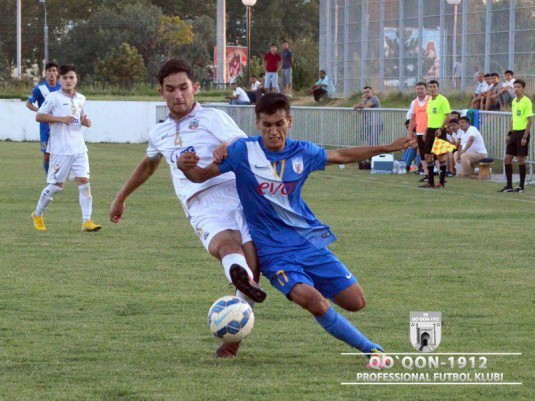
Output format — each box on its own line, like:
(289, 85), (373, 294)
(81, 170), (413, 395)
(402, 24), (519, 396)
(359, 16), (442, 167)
(189, 119), (200, 130)
(291, 157), (304, 174)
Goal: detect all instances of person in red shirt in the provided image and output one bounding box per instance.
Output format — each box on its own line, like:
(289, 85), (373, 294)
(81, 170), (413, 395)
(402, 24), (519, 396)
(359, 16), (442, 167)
(263, 44), (282, 93)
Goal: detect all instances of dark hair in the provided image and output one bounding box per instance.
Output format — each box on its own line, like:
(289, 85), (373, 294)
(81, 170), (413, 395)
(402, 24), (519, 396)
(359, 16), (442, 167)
(259, 72), (265, 78)
(157, 59), (195, 86)
(484, 73), (491, 77)
(363, 86), (372, 90)
(514, 79), (526, 88)
(505, 70), (514, 75)
(271, 43), (277, 47)
(459, 116), (471, 124)
(415, 81), (427, 87)
(451, 110), (461, 117)
(45, 62), (58, 71)
(428, 80), (439, 87)
(492, 72), (499, 77)
(255, 93), (290, 118)
(319, 70), (326, 74)
(448, 118), (459, 125)
(59, 64), (76, 76)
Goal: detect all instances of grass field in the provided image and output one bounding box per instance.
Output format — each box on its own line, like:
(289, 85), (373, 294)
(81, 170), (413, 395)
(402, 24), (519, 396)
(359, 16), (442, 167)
(1, 142), (533, 401)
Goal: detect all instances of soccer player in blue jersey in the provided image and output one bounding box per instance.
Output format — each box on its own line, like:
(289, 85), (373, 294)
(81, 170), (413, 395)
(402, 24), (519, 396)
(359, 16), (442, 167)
(26, 62), (62, 175)
(178, 93), (411, 367)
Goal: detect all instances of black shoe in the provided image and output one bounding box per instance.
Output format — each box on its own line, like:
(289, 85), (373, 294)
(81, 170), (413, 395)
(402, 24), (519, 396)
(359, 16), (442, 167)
(498, 186), (513, 193)
(418, 183), (435, 188)
(229, 264), (267, 303)
(514, 187), (525, 193)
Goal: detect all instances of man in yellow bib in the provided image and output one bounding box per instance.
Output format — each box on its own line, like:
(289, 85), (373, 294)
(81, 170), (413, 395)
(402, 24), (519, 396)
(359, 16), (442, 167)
(423, 80), (452, 188)
(499, 79), (533, 193)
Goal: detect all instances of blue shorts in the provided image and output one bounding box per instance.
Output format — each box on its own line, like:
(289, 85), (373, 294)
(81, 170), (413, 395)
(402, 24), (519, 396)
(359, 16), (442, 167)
(40, 123), (50, 153)
(260, 247), (358, 300)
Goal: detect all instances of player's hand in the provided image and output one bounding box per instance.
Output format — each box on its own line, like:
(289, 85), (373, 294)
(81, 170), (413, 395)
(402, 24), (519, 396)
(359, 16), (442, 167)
(177, 151), (200, 172)
(61, 116), (76, 125)
(213, 143), (229, 164)
(505, 131), (512, 145)
(521, 138), (527, 146)
(81, 115), (91, 128)
(388, 137), (411, 152)
(435, 129), (442, 138)
(109, 198), (125, 224)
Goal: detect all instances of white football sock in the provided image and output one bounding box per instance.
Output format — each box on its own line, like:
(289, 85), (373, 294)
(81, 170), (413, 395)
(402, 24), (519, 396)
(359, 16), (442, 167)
(78, 183), (93, 222)
(35, 184), (62, 216)
(221, 253), (254, 283)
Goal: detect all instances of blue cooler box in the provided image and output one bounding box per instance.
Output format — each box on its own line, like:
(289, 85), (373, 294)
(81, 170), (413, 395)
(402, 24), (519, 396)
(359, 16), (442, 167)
(371, 154), (394, 174)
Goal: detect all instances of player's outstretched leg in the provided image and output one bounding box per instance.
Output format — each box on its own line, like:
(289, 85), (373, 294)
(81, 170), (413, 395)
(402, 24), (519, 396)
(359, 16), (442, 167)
(230, 264), (267, 303)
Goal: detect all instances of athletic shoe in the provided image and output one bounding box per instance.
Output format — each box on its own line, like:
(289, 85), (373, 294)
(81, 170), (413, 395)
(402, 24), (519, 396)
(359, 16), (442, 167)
(230, 264), (267, 303)
(216, 341), (241, 358)
(435, 183), (444, 189)
(418, 183), (434, 188)
(366, 347), (392, 370)
(418, 176), (429, 183)
(497, 187), (513, 193)
(445, 171), (454, 177)
(82, 220), (102, 232)
(514, 187), (525, 193)
(31, 212), (46, 231)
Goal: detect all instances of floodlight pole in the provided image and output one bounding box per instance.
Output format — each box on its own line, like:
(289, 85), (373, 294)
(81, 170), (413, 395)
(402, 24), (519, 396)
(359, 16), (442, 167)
(39, 0), (49, 65)
(16, 0), (21, 78)
(242, 0), (257, 86)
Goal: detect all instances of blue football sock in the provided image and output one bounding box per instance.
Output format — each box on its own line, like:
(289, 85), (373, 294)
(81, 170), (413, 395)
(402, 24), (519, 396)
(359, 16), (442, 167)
(43, 161), (49, 176)
(315, 306), (382, 354)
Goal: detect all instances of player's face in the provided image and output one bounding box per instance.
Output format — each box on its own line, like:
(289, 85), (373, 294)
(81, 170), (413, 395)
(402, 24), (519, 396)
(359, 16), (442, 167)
(514, 83), (524, 97)
(428, 83), (439, 96)
(159, 72), (199, 120)
(477, 73), (484, 82)
(448, 123), (458, 133)
(505, 73), (512, 81)
(59, 71), (77, 92)
(484, 76), (492, 85)
(45, 67), (58, 83)
(416, 85), (427, 98)
(256, 110), (292, 152)
(459, 120), (469, 131)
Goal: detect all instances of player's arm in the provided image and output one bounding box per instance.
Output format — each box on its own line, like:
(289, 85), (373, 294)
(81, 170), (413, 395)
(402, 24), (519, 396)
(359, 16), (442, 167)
(36, 113), (75, 125)
(326, 137), (411, 165)
(177, 152), (221, 183)
(26, 100), (39, 112)
(521, 116), (532, 146)
(109, 156), (162, 223)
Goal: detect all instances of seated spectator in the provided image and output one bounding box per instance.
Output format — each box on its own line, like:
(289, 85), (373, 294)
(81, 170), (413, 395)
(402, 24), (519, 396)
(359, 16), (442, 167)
(497, 70), (516, 111)
(401, 119), (419, 172)
(226, 82), (251, 105)
(310, 70), (331, 102)
(246, 75), (263, 104)
(479, 73), (494, 110)
(471, 72), (489, 109)
(446, 118), (461, 176)
(456, 117), (488, 177)
(483, 73), (502, 111)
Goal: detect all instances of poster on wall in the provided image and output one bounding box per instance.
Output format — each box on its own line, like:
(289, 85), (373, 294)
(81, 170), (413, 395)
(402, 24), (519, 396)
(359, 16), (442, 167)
(213, 46), (248, 83)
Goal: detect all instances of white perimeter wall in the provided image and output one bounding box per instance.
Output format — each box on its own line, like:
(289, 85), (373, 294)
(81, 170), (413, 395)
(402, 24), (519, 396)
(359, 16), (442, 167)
(0, 99), (167, 143)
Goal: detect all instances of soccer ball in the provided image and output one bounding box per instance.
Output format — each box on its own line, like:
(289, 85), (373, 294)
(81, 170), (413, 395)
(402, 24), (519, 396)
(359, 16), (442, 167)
(208, 296), (254, 343)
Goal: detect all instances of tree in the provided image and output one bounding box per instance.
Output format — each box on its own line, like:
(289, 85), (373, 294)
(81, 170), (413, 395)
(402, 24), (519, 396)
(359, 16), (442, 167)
(95, 43), (147, 87)
(159, 16), (194, 59)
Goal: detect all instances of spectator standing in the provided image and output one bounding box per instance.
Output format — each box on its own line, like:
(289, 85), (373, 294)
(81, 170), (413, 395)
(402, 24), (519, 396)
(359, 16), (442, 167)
(407, 82), (431, 181)
(453, 61), (462, 89)
(263, 44), (282, 93)
(227, 82), (251, 105)
(280, 41), (293, 97)
(499, 79), (533, 193)
(355, 86), (383, 146)
(456, 117), (488, 177)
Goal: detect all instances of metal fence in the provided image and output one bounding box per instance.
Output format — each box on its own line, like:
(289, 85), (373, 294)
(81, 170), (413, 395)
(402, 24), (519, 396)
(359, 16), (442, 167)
(156, 104), (534, 176)
(319, 0), (535, 97)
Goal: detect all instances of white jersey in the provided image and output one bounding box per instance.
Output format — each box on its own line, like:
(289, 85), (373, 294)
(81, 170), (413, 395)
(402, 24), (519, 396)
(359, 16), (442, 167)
(37, 90), (88, 155)
(146, 103), (247, 209)
(460, 126), (487, 154)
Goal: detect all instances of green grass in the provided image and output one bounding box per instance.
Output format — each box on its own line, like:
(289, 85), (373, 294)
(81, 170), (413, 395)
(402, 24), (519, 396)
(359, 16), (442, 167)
(1, 142), (534, 400)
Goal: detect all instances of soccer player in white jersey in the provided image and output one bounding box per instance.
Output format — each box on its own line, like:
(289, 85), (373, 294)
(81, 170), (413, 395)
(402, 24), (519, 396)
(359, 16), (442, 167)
(31, 64), (101, 232)
(109, 59), (266, 358)
(178, 93), (411, 368)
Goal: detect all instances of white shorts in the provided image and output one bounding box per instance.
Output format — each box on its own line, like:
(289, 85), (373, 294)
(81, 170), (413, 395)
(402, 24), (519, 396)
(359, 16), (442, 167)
(186, 181), (252, 251)
(47, 153), (90, 184)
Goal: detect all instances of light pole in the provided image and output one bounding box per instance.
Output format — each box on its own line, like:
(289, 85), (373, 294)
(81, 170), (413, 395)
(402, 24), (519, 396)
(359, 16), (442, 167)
(447, 0), (462, 88)
(39, 0), (49, 65)
(242, 0), (257, 86)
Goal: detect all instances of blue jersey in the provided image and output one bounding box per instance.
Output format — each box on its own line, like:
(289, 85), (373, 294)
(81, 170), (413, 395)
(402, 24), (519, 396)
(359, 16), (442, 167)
(219, 136), (336, 259)
(28, 81), (61, 136)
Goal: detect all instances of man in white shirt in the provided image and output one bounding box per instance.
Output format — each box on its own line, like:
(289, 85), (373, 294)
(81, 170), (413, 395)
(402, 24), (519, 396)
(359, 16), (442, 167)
(456, 117), (488, 177)
(227, 82), (251, 105)
(470, 72), (489, 109)
(497, 70), (516, 111)
(31, 64), (101, 232)
(109, 59), (265, 358)
(246, 75), (262, 104)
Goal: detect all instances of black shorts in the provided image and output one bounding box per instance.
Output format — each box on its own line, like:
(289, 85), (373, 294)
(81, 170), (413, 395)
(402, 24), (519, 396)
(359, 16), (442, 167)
(417, 134), (426, 157)
(506, 130), (530, 157)
(424, 128), (448, 154)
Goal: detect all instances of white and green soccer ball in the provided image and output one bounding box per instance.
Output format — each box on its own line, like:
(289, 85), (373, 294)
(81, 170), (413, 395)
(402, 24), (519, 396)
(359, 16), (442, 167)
(208, 296), (254, 343)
